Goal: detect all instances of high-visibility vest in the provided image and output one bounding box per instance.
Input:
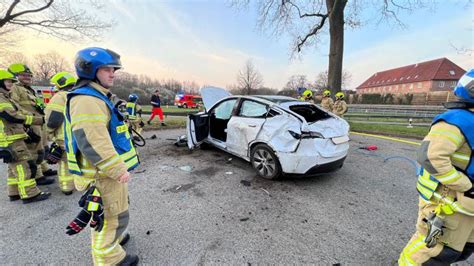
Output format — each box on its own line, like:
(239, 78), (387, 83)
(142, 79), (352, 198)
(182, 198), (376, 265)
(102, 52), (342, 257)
(64, 86), (139, 176)
(126, 102), (137, 119)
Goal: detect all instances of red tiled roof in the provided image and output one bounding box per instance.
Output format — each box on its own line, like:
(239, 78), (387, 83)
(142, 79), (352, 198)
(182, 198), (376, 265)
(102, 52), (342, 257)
(356, 58), (466, 90)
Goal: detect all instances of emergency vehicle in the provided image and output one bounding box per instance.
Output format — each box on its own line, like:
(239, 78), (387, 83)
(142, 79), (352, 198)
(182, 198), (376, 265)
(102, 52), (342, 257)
(174, 93), (202, 108)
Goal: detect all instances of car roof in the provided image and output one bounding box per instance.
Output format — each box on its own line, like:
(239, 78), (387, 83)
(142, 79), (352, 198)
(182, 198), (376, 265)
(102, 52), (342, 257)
(252, 95), (298, 104)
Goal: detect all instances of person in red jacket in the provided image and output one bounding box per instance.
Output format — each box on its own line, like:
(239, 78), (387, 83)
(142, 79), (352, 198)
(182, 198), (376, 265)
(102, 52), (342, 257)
(146, 89), (166, 126)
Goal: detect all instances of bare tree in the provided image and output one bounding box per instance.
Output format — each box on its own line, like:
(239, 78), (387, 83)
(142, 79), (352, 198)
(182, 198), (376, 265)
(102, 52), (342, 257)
(0, 51), (30, 68)
(237, 59), (263, 95)
(234, 0), (430, 96)
(284, 74), (311, 91)
(314, 69), (351, 91)
(0, 0), (112, 44)
(32, 51), (71, 84)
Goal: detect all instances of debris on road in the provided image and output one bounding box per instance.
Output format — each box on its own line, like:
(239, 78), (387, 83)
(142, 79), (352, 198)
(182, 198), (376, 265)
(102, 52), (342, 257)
(240, 180), (251, 187)
(146, 230), (153, 235)
(149, 134), (157, 139)
(360, 145), (378, 151)
(225, 171), (233, 175)
(260, 188), (271, 196)
(179, 165), (193, 172)
(135, 169), (146, 174)
(240, 217), (249, 222)
(174, 135), (187, 147)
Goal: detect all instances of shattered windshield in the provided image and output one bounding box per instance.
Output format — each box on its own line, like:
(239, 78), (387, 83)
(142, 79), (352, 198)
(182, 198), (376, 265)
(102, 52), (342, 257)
(289, 104), (332, 123)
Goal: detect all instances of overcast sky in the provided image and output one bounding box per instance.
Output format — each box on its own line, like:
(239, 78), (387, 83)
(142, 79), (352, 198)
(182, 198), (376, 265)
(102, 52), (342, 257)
(14, 0), (474, 90)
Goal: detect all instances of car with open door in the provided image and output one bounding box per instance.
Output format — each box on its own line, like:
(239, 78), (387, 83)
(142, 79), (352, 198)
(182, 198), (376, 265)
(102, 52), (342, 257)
(187, 87), (350, 180)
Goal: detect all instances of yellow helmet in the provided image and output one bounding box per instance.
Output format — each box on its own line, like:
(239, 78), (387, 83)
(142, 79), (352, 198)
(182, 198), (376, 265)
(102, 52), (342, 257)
(323, 90), (331, 96)
(335, 92), (345, 99)
(50, 71), (77, 89)
(302, 89), (313, 97)
(0, 69), (17, 82)
(8, 63), (32, 75)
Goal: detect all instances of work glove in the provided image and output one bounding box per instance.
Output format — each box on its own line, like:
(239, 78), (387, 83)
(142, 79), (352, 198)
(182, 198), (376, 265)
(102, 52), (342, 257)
(46, 142), (63, 164)
(66, 186), (104, 235)
(0, 147), (14, 163)
(464, 186), (474, 199)
(66, 209), (93, 235)
(24, 126), (41, 143)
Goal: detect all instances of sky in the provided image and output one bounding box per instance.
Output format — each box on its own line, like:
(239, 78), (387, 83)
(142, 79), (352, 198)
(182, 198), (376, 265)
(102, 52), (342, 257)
(11, 0), (474, 90)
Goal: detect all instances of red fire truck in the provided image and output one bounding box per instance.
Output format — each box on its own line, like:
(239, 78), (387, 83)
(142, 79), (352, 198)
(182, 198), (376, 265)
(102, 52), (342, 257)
(174, 93), (202, 108)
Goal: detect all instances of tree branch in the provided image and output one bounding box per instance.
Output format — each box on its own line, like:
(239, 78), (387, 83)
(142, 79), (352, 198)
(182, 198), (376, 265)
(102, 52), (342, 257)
(296, 14), (328, 52)
(8, 0), (54, 21)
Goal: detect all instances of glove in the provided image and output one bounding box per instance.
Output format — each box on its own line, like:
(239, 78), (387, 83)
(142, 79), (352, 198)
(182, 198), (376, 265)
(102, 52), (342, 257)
(66, 209), (92, 235)
(66, 186), (104, 235)
(0, 147), (14, 163)
(24, 127), (41, 143)
(139, 121), (145, 127)
(82, 186), (104, 232)
(464, 186), (474, 199)
(46, 142), (63, 164)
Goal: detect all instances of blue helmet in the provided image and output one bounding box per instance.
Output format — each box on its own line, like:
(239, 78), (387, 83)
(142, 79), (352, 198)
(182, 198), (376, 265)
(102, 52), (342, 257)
(129, 94), (138, 102)
(74, 47), (122, 80)
(454, 69), (474, 103)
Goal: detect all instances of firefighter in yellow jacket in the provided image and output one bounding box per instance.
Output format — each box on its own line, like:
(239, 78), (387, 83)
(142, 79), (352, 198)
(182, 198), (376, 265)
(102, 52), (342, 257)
(8, 63), (56, 185)
(332, 92), (348, 117)
(0, 69), (50, 203)
(64, 47), (139, 265)
(320, 89), (334, 111)
(399, 69), (474, 265)
(126, 94), (145, 138)
(44, 72), (77, 195)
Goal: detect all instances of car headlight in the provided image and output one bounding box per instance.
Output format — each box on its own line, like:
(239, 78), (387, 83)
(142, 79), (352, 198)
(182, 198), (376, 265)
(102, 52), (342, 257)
(301, 131), (324, 139)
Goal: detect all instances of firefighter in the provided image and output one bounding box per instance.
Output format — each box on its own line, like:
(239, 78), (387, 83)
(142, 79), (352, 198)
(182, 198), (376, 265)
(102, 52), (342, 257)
(332, 91), (348, 117)
(321, 89), (334, 111)
(126, 94), (145, 138)
(44, 71), (77, 195)
(300, 89), (314, 103)
(64, 47), (139, 265)
(0, 69), (50, 203)
(398, 69), (474, 265)
(7, 63), (56, 185)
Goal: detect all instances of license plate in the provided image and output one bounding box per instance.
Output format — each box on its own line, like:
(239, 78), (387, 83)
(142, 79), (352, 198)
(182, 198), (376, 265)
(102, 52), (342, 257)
(331, 135), (349, 144)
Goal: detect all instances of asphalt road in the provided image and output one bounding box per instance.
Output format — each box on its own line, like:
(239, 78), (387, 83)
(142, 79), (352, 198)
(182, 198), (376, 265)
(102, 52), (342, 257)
(0, 129), (472, 265)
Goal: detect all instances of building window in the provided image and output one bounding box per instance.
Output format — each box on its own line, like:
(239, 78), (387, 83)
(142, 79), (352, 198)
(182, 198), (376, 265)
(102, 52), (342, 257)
(410, 84), (414, 90)
(452, 81), (457, 87)
(414, 75), (419, 79)
(402, 84), (406, 88)
(449, 70), (455, 76)
(439, 81), (445, 88)
(417, 82), (422, 89)
(400, 77), (404, 81)
(389, 86), (392, 91)
(407, 76), (411, 79)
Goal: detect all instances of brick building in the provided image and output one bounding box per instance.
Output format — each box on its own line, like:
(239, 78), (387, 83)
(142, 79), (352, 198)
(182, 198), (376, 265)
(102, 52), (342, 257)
(356, 58), (466, 95)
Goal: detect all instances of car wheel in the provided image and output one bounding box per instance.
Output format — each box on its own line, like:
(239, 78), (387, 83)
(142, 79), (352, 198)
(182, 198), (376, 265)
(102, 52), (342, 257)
(250, 144), (282, 180)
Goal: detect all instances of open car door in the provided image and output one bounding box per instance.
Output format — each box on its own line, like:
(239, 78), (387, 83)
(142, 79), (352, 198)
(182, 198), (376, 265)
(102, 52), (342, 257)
(187, 113), (210, 149)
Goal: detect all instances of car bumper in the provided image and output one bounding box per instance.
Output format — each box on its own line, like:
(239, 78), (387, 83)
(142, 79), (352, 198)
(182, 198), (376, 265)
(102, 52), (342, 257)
(276, 138), (349, 175)
(302, 156), (346, 175)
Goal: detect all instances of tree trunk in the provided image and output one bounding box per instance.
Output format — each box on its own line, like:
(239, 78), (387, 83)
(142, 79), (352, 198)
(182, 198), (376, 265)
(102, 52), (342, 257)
(326, 0), (347, 96)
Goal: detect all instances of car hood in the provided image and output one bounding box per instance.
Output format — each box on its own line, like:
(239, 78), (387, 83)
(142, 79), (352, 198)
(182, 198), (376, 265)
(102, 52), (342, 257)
(200, 86), (232, 110)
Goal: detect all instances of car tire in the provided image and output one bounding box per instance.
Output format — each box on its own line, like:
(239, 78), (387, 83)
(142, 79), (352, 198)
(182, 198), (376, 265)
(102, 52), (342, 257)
(250, 144), (282, 180)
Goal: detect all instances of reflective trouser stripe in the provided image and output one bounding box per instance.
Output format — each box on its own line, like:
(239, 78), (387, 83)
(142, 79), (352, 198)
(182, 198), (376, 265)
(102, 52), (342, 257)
(91, 215), (127, 265)
(399, 234), (427, 266)
(7, 177), (18, 185)
(58, 160), (74, 192)
(15, 163), (39, 199)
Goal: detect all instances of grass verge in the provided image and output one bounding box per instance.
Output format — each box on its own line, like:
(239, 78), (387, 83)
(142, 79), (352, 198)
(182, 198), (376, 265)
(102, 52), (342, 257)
(349, 121), (429, 139)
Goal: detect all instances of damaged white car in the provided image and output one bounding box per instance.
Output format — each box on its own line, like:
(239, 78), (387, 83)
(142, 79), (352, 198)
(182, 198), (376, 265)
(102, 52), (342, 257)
(187, 87), (350, 180)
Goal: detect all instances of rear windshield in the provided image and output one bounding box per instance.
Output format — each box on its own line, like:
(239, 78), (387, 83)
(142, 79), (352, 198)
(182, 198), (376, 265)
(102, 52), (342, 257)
(289, 105), (331, 123)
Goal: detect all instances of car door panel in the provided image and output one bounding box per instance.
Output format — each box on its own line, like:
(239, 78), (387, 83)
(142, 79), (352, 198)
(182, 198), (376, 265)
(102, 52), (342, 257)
(187, 113), (209, 149)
